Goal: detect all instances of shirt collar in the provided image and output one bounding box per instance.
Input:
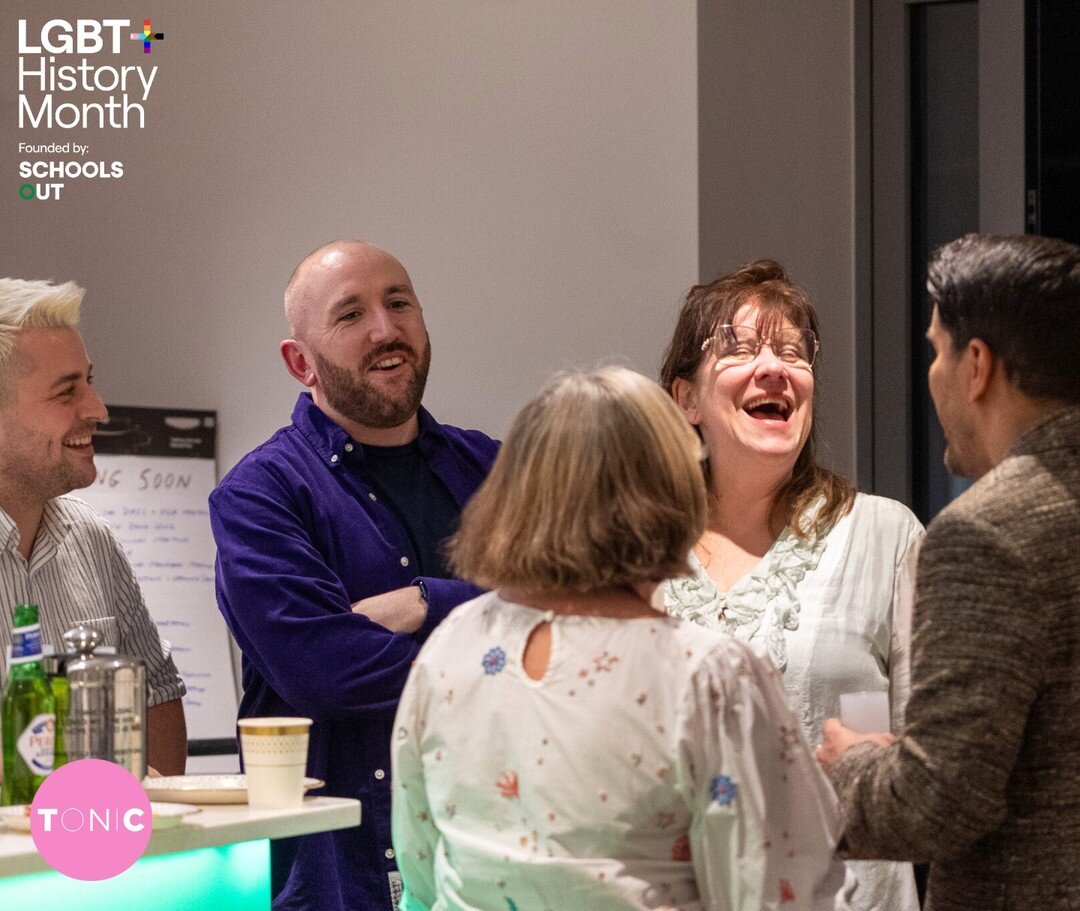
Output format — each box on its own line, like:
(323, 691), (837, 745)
(0, 498), (73, 556)
(0, 506), (18, 553)
(291, 392), (446, 468)
(39, 498), (75, 545)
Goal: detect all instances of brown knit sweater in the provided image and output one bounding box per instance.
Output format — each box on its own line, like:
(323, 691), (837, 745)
(829, 405), (1080, 911)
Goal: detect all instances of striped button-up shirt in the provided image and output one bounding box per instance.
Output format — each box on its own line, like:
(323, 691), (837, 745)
(0, 495), (185, 706)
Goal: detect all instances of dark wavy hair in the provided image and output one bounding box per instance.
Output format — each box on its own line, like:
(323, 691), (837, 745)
(659, 259), (855, 539)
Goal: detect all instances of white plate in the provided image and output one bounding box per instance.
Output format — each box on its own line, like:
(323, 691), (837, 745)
(151, 802), (202, 828)
(0, 805), (33, 833)
(142, 774), (325, 805)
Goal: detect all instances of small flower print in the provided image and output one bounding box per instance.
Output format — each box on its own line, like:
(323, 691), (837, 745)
(671, 834), (691, 862)
(496, 770), (520, 798)
(483, 646), (507, 675)
(779, 879), (795, 903)
(710, 775), (737, 806)
(592, 651), (619, 673)
(778, 725), (801, 764)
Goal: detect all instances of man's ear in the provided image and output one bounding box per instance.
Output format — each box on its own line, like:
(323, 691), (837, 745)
(280, 339), (317, 388)
(671, 376), (702, 426)
(965, 338), (995, 403)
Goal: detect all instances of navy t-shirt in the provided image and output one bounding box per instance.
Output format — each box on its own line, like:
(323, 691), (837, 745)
(361, 439), (461, 578)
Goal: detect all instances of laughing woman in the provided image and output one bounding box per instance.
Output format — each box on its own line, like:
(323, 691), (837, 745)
(660, 261), (922, 911)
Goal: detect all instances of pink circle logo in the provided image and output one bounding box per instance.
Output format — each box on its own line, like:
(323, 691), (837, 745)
(30, 758), (152, 880)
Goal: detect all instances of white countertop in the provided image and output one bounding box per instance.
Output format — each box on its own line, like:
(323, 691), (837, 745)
(0, 796), (360, 878)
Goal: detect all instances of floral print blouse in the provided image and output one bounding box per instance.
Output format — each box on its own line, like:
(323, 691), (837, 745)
(391, 592), (850, 910)
(664, 493), (924, 911)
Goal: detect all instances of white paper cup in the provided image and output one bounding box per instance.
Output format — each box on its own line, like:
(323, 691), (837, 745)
(839, 691), (891, 734)
(238, 717), (312, 809)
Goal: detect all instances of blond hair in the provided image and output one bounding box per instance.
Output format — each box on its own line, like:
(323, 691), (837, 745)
(0, 278), (84, 376)
(449, 367), (707, 593)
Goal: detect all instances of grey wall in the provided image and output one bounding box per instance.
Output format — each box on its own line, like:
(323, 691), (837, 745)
(4, 2), (860, 479)
(698, 0), (857, 479)
(2, 2), (698, 474)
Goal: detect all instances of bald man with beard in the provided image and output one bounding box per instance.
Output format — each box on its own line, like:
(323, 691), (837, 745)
(210, 242), (498, 911)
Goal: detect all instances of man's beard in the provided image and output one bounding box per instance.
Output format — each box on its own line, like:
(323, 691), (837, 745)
(314, 340), (431, 430)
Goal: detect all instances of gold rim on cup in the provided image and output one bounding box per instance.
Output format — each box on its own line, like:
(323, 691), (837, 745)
(238, 717), (313, 736)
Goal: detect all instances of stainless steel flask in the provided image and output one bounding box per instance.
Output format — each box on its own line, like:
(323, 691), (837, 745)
(62, 626), (147, 778)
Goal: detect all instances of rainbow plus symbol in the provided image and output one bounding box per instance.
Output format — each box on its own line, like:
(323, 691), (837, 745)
(130, 19), (164, 53)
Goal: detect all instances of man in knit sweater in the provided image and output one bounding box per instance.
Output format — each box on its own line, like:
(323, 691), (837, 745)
(817, 234), (1080, 910)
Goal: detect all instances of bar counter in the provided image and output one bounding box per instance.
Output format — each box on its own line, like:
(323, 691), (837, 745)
(0, 796), (361, 909)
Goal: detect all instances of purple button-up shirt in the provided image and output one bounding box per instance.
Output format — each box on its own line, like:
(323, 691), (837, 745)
(210, 393), (498, 911)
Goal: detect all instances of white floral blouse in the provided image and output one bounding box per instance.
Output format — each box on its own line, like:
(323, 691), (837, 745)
(392, 591), (851, 911)
(663, 493), (924, 911)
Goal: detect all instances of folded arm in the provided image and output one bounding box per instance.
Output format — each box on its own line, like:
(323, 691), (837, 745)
(210, 477), (474, 720)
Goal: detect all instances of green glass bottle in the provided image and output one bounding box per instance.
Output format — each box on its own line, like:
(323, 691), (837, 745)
(2, 604), (56, 805)
(43, 648), (69, 770)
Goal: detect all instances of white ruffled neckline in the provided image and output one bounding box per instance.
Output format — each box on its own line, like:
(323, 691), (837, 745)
(662, 525), (827, 671)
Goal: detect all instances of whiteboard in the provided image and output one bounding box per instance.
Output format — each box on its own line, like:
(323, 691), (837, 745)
(77, 405), (238, 752)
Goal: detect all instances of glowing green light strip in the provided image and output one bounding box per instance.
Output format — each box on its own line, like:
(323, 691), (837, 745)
(0, 839), (270, 909)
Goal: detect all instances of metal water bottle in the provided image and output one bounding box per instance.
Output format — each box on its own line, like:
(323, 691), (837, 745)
(2, 604), (56, 805)
(63, 626), (147, 779)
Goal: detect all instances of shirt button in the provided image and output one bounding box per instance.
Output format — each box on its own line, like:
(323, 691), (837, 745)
(369, 492), (377, 501)
(400, 556), (409, 567)
(384, 848), (395, 860)
(374, 769), (386, 780)
(330, 454), (339, 463)
(344, 443), (354, 452)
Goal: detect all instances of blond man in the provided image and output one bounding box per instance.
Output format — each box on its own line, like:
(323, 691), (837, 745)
(0, 278), (186, 774)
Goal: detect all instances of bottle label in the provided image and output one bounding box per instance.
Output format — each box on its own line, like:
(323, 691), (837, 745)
(16, 713), (55, 775)
(10, 622), (43, 664)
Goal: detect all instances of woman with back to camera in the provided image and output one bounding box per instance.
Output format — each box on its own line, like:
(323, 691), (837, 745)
(391, 367), (850, 910)
(660, 261), (923, 911)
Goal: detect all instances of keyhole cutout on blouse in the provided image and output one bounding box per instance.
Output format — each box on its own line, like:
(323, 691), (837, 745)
(522, 621), (552, 681)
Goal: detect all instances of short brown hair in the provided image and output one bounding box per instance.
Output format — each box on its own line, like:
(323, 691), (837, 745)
(448, 367), (707, 593)
(658, 259), (854, 538)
